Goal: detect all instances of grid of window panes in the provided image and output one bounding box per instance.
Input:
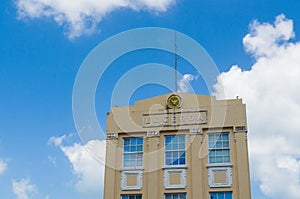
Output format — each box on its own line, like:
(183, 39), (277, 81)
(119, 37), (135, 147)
(165, 135), (186, 166)
(123, 137), (143, 168)
(210, 192), (232, 199)
(208, 133), (230, 164)
(121, 194), (142, 199)
(165, 193), (186, 199)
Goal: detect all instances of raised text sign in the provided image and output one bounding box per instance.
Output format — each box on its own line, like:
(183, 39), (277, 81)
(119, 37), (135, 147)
(142, 110), (207, 128)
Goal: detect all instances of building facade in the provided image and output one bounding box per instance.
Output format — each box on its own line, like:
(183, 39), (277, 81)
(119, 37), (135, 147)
(104, 93), (251, 199)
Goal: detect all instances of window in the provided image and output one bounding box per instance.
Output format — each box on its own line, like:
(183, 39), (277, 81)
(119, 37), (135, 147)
(123, 137), (143, 168)
(210, 192), (232, 199)
(121, 194), (142, 199)
(165, 135), (186, 166)
(165, 193), (186, 199)
(208, 133), (230, 164)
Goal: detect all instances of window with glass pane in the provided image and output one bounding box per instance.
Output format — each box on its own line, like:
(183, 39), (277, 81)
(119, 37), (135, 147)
(165, 193), (186, 199)
(123, 137), (143, 168)
(121, 194), (142, 199)
(165, 135), (186, 166)
(210, 192), (232, 199)
(208, 133), (230, 164)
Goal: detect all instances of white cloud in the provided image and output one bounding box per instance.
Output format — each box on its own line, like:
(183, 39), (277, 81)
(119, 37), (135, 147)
(0, 160), (7, 175)
(243, 14), (295, 58)
(49, 136), (106, 198)
(15, 0), (176, 39)
(178, 74), (198, 93)
(12, 178), (38, 199)
(214, 14), (300, 199)
(48, 135), (66, 147)
(47, 155), (57, 166)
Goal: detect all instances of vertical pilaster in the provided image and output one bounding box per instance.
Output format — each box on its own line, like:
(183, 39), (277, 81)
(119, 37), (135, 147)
(191, 134), (203, 199)
(104, 139), (118, 199)
(146, 136), (159, 199)
(236, 132), (251, 199)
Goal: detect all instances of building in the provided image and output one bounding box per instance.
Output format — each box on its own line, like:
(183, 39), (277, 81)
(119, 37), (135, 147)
(104, 93), (251, 199)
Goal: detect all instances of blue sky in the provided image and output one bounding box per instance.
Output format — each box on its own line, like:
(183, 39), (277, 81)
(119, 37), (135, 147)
(1, 0), (300, 199)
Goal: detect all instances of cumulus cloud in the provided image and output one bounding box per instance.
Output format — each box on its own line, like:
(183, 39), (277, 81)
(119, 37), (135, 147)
(0, 160), (7, 175)
(178, 73), (198, 93)
(12, 178), (38, 199)
(49, 135), (106, 198)
(15, 0), (176, 39)
(243, 14), (295, 58)
(214, 14), (300, 199)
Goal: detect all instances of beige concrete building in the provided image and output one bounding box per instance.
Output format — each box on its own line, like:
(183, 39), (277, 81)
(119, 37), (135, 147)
(104, 93), (251, 199)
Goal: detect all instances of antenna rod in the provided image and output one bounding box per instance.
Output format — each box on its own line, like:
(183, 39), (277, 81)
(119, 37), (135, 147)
(174, 32), (178, 92)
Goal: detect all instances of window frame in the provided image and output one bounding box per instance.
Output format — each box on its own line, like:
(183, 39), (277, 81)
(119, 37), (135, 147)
(164, 193), (187, 199)
(122, 137), (144, 169)
(121, 194), (142, 199)
(209, 191), (232, 199)
(164, 135), (186, 167)
(207, 132), (231, 165)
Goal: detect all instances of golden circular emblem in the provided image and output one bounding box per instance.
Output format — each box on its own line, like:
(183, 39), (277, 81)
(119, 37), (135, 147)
(167, 94), (182, 109)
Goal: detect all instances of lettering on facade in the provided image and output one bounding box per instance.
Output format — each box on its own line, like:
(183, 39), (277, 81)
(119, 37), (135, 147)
(142, 110), (207, 128)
